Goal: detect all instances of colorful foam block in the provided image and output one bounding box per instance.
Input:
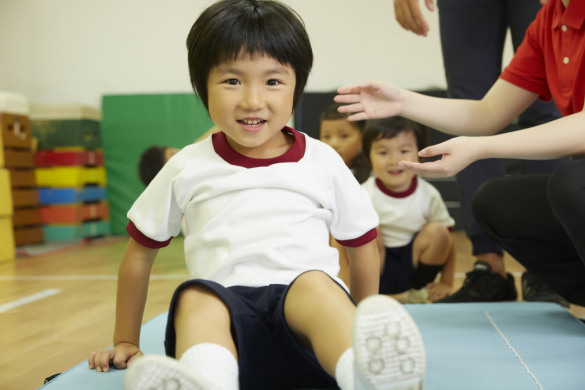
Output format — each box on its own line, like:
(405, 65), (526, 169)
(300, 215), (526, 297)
(8, 169), (36, 188)
(0, 217), (15, 262)
(35, 167), (106, 187)
(41, 202), (109, 224)
(35, 150), (104, 167)
(30, 104), (102, 150)
(38, 187), (108, 204)
(42, 220), (110, 242)
(13, 225), (44, 246)
(11, 188), (39, 208)
(4, 149), (34, 168)
(0, 169), (12, 216)
(13, 208), (43, 227)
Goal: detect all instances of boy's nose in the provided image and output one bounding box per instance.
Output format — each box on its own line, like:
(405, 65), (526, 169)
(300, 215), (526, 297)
(240, 87), (263, 110)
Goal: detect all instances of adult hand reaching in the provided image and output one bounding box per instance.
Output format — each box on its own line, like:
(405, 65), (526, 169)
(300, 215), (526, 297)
(394, 0), (435, 37)
(335, 80), (405, 122)
(399, 137), (483, 178)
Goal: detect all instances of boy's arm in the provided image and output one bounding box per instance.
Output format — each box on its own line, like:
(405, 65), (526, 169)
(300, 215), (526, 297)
(345, 239), (380, 303)
(336, 79), (538, 137)
(89, 238), (158, 372)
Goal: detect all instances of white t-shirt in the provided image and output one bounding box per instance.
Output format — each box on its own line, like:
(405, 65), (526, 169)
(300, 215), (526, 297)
(361, 176), (454, 248)
(127, 128), (379, 289)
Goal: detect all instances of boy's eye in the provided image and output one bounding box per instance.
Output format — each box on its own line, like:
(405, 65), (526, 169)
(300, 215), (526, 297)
(266, 79), (281, 86)
(224, 79), (239, 85)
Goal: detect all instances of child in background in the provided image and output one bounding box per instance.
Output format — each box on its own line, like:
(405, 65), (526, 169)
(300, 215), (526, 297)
(363, 117), (455, 303)
(138, 126), (219, 187)
(320, 102), (371, 184)
(88, 1), (425, 390)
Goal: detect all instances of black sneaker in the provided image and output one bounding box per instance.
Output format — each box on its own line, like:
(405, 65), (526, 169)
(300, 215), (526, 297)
(522, 272), (570, 308)
(436, 261), (518, 303)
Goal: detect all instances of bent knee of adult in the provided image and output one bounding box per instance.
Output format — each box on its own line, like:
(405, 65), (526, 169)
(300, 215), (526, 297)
(547, 161), (585, 217)
(471, 178), (507, 235)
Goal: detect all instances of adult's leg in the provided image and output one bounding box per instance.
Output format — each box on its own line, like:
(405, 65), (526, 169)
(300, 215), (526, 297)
(438, 0), (508, 268)
(473, 171), (585, 305)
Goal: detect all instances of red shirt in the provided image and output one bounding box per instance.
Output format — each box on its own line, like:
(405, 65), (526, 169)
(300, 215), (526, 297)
(500, 0), (585, 116)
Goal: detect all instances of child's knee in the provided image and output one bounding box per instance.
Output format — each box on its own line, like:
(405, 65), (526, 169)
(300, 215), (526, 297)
(418, 221), (451, 244)
(175, 284), (229, 321)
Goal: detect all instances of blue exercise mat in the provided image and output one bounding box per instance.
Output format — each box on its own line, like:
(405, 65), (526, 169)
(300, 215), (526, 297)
(38, 302), (585, 389)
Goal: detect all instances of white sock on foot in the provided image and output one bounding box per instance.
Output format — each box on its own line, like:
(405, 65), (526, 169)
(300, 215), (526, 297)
(179, 343), (239, 390)
(335, 348), (355, 390)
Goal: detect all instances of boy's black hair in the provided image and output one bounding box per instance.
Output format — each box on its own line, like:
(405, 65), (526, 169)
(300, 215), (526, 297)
(187, 0), (313, 111)
(319, 102), (366, 133)
(362, 117), (429, 162)
(138, 145), (167, 187)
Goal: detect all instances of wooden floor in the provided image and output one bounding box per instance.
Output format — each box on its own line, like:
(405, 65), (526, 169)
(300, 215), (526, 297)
(1, 232), (583, 390)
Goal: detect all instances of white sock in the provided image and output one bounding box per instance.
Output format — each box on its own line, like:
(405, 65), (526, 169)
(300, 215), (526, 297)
(335, 348), (355, 390)
(179, 343), (239, 390)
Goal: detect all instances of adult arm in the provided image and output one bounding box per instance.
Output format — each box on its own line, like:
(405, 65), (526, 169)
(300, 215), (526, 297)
(88, 238), (158, 372)
(401, 110), (585, 177)
(336, 79), (538, 137)
(394, 0), (435, 37)
(346, 239), (381, 303)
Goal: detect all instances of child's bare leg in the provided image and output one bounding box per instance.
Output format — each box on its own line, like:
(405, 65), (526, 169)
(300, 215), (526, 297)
(412, 221), (452, 268)
(284, 271), (355, 375)
(174, 284), (237, 359)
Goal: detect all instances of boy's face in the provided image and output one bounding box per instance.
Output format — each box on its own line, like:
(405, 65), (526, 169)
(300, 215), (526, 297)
(320, 119), (362, 168)
(370, 130), (419, 192)
(207, 54), (296, 158)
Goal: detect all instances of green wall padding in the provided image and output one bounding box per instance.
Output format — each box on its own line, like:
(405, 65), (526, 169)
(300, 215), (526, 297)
(101, 93), (213, 235)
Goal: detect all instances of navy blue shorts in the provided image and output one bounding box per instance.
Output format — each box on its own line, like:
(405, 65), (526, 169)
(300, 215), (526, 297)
(164, 272), (351, 390)
(379, 237), (416, 294)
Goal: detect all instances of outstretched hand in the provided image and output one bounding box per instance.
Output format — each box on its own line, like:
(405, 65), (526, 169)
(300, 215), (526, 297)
(88, 342), (143, 373)
(399, 137), (482, 178)
(335, 80), (404, 122)
(394, 0), (435, 37)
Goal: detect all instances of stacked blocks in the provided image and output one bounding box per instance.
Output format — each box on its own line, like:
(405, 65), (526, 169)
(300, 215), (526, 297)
(0, 92), (45, 248)
(31, 104), (110, 242)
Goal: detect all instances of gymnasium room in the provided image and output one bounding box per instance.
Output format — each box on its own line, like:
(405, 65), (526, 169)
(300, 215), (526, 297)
(1, 0), (585, 389)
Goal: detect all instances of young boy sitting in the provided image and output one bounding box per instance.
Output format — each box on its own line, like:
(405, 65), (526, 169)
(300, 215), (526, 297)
(362, 117), (456, 303)
(88, 1), (425, 390)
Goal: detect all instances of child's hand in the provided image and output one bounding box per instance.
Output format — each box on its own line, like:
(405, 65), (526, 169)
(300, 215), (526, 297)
(88, 342), (143, 373)
(335, 81), (405, 122)
(400, 136), (482, 178)
(425, 282), (452, 302)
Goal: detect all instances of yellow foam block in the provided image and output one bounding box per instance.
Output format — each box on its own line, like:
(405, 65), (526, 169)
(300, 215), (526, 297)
(0, 169), (13, 216)
(35, 166), (106, 187)
(0, 217), (15, 262)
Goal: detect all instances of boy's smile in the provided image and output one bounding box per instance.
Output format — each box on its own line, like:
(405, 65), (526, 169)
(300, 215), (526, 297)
(370, 131), (420, 193)
(207, 54), (296, 159)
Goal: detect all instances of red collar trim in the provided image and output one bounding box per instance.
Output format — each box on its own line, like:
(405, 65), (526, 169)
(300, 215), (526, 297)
(553, 0), (585, 30)
(375, 176), (418, 198)
(212, 126), (306, 168)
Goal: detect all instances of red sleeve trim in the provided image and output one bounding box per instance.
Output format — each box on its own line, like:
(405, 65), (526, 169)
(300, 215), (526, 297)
(448, 226), (454, 233)
(126, 221), (172, 249)
(336, 228), (378, 248)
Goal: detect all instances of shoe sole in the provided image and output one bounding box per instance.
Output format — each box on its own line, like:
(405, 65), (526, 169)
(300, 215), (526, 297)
(353, 295), (425, 390)
(124, 354), (210, 390)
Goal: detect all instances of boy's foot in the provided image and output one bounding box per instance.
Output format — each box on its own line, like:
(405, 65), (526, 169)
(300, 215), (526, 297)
(124, 354), (212, 390)
(522, 272), (570, 308)
(407, 288), (429, 304)
(353, 295), (425, 390)
(435, 261), (517, 303)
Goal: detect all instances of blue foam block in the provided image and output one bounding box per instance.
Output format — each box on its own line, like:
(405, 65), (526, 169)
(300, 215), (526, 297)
(38, 187), (108, 205)
(38, 302), (585, 389)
